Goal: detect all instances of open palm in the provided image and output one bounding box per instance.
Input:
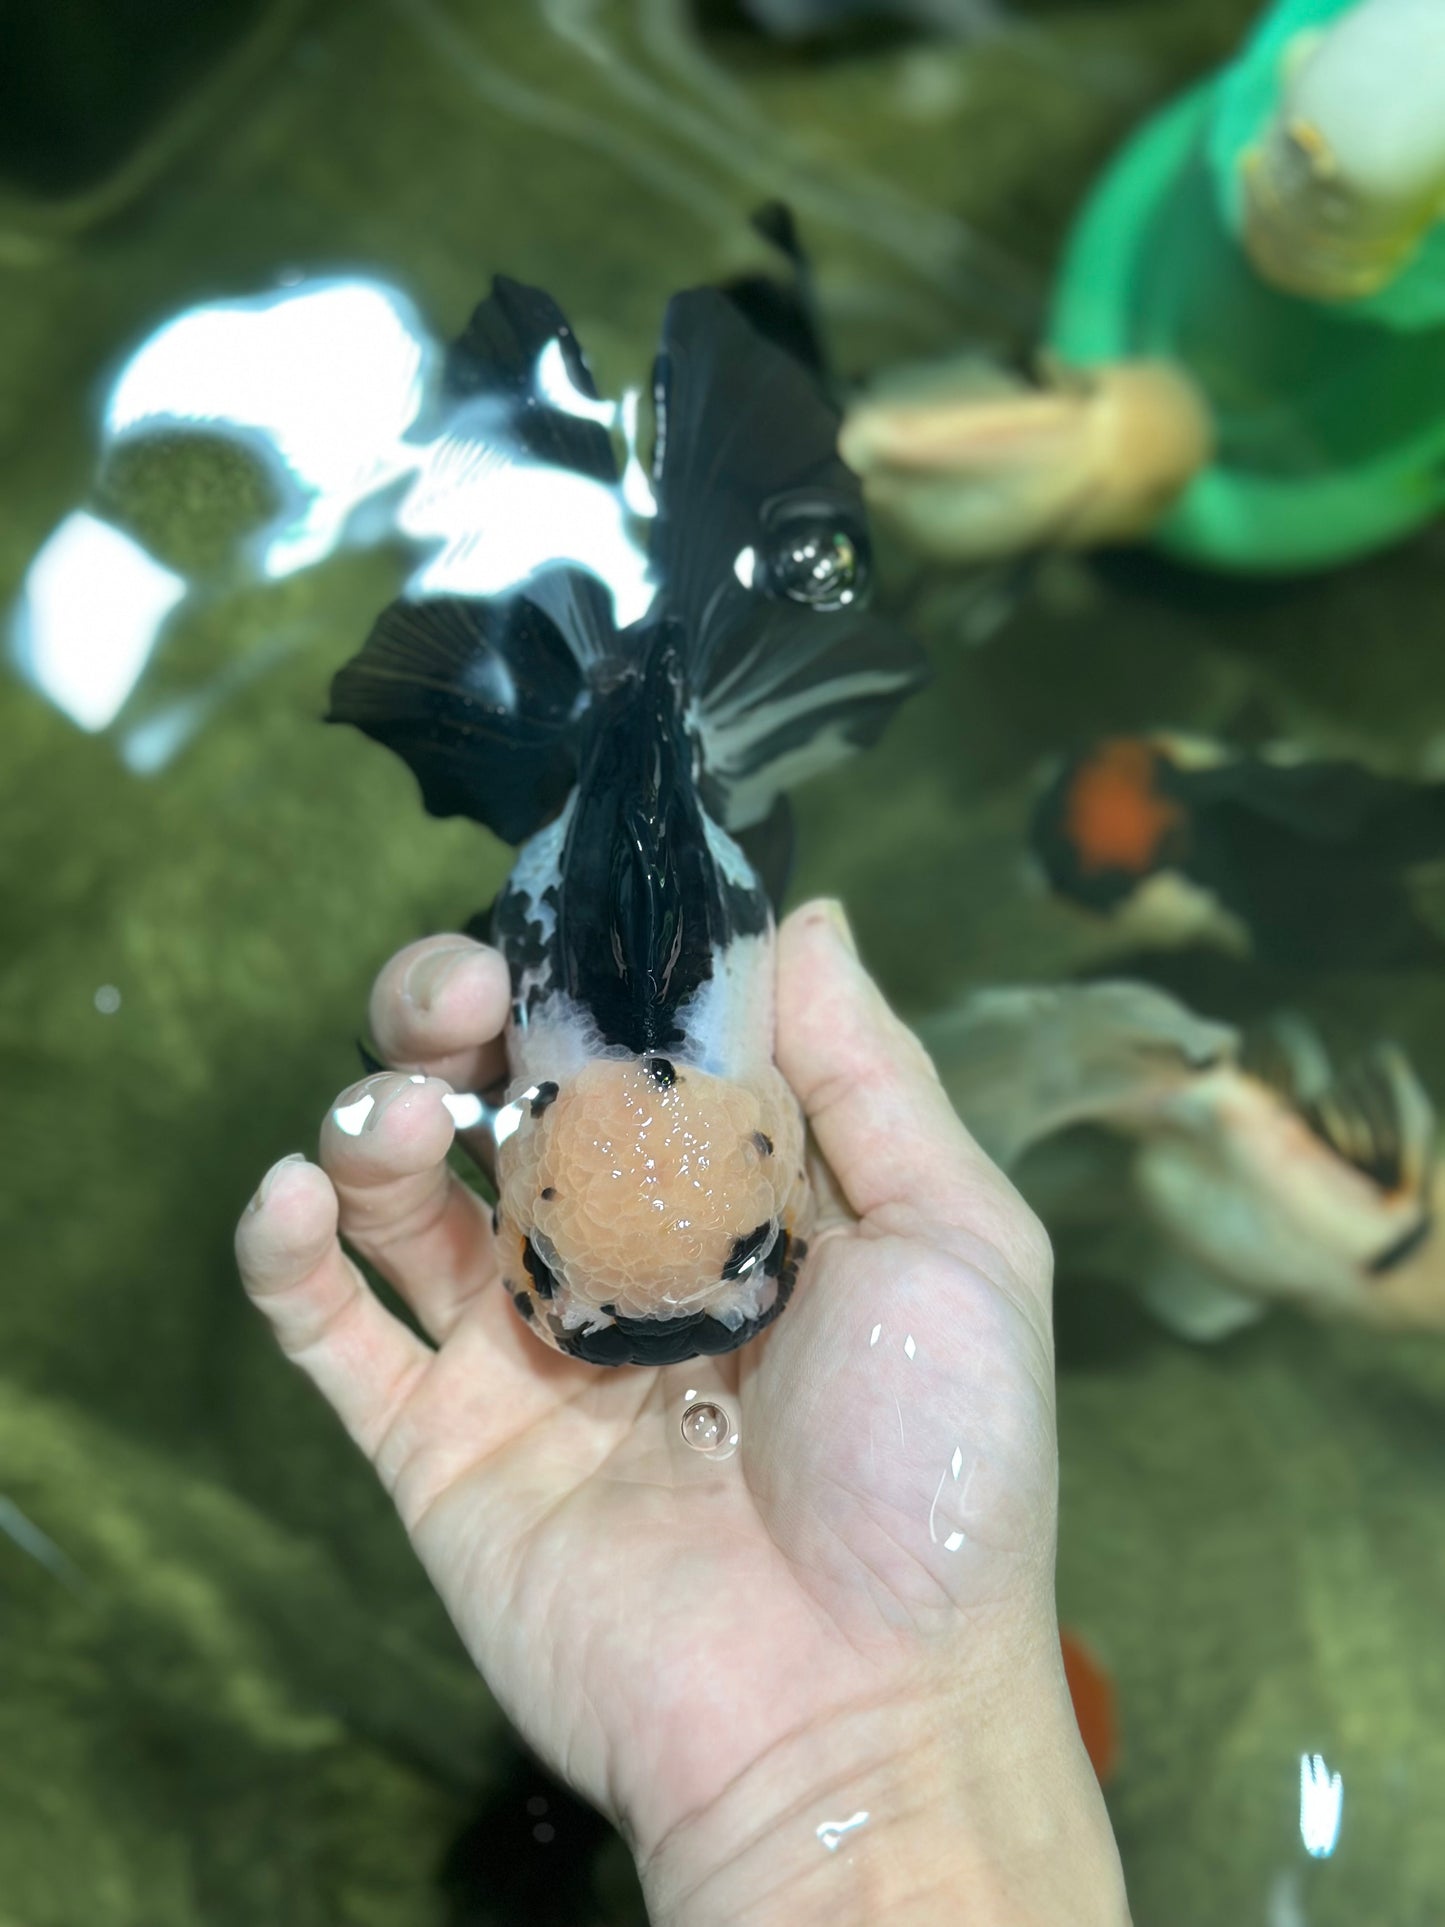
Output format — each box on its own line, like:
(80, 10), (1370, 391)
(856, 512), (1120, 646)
(236, 903), (1078, 1900)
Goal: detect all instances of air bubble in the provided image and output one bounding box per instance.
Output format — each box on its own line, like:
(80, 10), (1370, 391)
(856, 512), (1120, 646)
(680, 1400), (729, 1452)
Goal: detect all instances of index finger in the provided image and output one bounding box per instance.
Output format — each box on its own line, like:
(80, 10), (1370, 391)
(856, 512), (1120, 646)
(775, 901), (1053, 1309)
(368, 933), (512, 1093)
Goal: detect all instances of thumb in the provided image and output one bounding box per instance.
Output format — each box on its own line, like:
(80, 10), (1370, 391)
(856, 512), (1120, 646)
(775, 901), (1053, 1312)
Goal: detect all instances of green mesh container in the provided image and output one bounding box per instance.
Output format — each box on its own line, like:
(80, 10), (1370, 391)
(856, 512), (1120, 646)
(1049, 0), (1445, 574)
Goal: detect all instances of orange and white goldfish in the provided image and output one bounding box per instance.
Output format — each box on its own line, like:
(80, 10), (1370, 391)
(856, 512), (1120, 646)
(927, 982), (1441, 1340)
(1031, 733), (1445, 969)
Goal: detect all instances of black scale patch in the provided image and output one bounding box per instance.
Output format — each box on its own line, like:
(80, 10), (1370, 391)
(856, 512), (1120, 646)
(722, 1221), (776, 1281)
(523, 1235), (558, 1299)
(530, 1082), (559, 1116)
(489, 885), (557, 1022)
(553, 1229), (806, 1365)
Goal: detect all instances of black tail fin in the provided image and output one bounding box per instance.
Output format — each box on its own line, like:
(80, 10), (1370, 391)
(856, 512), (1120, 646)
(327, 570), (613, 844)
(444, 276), (619, 484)
(648, 288), (927, 832)
(719, 202), (832, 388)
(329, 278), (626, 846)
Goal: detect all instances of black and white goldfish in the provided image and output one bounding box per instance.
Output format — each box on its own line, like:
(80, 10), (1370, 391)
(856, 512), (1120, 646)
(1030, 733), (1445, 968)
(330, 276), (926, 1366)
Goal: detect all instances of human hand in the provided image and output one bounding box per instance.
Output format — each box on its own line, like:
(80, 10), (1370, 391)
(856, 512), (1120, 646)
(235, 901), (1128, 1926)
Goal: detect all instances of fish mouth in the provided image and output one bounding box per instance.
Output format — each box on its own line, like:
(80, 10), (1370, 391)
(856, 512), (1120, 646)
(1242, 1017), (1436, 1201)
(1366, 1213), (1435, 1277)
(547, 1242), (805, 1367)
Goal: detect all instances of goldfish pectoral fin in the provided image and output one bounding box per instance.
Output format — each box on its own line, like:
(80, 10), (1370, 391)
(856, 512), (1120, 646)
(925, 980), (1239, 1171)
(1136, 1252), (1267, 1344)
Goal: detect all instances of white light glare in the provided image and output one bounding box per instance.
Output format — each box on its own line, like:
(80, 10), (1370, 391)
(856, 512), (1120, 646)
(1299, 1752), (1343, 1859)
(816, 1811), (869, 1853)
(535, 338), (618, 428)
(398, 416), (654, 628)
(15, 276), (663, 755)
(106, 279), (432, 579)
(333, 1093), (376, 1136)
(443, 1091), (487, 1130)
(10, 513), (186, 730)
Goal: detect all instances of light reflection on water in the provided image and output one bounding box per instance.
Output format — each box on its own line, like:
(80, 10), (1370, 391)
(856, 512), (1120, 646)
(10, 275), (656, 770)
(1299, 1753), (1344, 1860)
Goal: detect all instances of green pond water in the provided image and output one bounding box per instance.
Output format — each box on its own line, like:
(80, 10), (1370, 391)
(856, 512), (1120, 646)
(4, 1), (1445, 1921)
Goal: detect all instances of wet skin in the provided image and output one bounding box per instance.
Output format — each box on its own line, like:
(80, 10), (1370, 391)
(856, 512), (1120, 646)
(236, 901), (1128, 1925)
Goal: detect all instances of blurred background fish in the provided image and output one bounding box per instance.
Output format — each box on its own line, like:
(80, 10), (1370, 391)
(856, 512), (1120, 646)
(1029, 733), (1445, 967)
(927, 982), (1442, 1340)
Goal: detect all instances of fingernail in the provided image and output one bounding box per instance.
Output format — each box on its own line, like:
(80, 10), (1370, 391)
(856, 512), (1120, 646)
(249, 1150), (306, 1212)
(403, 942), (479, 1013)
(816, 898), (857, 958)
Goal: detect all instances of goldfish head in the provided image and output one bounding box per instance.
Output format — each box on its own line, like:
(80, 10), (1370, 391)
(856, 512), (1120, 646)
(1138, 1026), (1438, 1323)
(492, 1055), (811, 1365)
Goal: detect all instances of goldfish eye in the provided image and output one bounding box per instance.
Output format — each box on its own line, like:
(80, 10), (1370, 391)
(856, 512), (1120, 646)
(757, 517), (868, 611)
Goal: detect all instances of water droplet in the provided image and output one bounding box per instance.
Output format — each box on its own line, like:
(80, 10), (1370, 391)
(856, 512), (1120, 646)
(816, 1810), (869, 1852)
(681, 1400), (729, 1452)
(93, 984), (121, 1015)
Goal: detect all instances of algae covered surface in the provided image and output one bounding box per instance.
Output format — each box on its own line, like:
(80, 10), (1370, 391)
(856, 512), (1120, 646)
(3, 0), (1445, 1921)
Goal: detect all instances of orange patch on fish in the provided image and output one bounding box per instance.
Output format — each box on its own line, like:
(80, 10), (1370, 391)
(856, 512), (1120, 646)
(1064, 738), (1183, 877)
(1061, 1627), (1118, 1784)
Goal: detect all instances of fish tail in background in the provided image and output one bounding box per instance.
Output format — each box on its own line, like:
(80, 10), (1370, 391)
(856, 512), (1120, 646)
(648, 287), (929, 840)
(1385, 775), (1445, 868)
(1060, 1627), (1119, 1785)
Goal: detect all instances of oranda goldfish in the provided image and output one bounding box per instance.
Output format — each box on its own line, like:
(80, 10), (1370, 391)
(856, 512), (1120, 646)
(331, 274), (925, 1364)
